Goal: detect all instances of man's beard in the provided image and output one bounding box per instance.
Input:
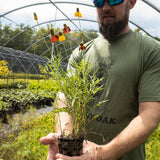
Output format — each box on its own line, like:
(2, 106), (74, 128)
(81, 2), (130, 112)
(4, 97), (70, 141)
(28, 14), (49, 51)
(99, 17), (128, 41)
(99, 4), (129, 41)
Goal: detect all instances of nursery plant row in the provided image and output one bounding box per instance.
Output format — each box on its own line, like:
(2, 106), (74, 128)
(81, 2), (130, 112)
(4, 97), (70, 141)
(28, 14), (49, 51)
(0, 88), (55, 122)
(0, 74), (48, 89)
(0, 79), (58, 123)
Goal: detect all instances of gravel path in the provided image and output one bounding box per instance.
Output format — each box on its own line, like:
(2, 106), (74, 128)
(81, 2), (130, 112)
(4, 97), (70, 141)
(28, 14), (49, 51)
(32, 105), (54, 115)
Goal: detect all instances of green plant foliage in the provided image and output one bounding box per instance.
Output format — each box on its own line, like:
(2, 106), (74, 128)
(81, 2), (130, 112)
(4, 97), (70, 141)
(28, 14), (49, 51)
(0, 73), (47, 80)
(0, 79), (57, 123)
(0, 60), (11, 78)
(26, 79), (58, 94)
(0, 112), (55, 160)
(42, 52), (105, 137)
(0, 113), (159, 160)
(0, 23), (34, 50)
(0, 79), (26, 89)
(145, 124), (160, 160)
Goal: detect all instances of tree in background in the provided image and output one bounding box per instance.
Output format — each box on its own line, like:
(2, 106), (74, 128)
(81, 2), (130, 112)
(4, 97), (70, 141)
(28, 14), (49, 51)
(0, 23), (34, 51)
(1, 23), (159, 63)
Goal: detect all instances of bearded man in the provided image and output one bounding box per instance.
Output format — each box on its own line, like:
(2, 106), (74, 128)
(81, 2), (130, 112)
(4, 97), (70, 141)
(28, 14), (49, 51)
(40, 0), (160, 160)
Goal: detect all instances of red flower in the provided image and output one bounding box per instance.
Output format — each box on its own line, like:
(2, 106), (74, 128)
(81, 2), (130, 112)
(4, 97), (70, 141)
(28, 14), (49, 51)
(50, 35), (59, 43)
(63, 24), (71, 34)
(50, 28), (59, 43)
(79, 42), (86, 51)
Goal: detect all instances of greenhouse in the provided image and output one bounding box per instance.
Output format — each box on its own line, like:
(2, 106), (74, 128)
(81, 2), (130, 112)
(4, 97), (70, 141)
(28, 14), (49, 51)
(0, 0), (160, 160)
(0, 46), (48, 74)
(0, 0), (160, 75)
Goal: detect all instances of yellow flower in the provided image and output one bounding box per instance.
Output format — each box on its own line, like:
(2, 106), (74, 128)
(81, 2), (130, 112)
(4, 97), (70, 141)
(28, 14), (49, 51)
(33, 12), (38, 20)
(74, 8), (82, 18)
(0, 60), (11, 77)
(58, 32), (65, 42)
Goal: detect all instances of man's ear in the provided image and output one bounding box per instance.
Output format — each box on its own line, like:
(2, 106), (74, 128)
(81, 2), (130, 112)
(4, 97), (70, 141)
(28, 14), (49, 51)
(129, 0), (137, 9)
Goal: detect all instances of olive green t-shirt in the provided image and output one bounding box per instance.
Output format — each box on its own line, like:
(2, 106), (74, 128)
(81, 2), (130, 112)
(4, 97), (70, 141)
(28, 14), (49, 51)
(67, 30), (160, 160)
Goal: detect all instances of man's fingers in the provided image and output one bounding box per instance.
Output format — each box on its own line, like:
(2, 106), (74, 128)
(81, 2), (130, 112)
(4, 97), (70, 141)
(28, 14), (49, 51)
(40, 133), (59, 160)
(40, 133), (59, 145)
(55, 154), (73, 160)
(55, 153), (88, 160)
(47, 143), (56, 160)
(55, 153), (63, 160)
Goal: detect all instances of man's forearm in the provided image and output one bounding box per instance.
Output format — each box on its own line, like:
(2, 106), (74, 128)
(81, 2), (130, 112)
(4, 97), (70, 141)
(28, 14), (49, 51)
(55, 112), (73, 134)
(54, 92), (73, 134)
(97, 102), (160, 160)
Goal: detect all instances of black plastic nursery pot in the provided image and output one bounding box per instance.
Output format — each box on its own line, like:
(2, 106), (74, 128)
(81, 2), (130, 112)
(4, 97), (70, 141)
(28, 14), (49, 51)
(58, 135), (84, 156)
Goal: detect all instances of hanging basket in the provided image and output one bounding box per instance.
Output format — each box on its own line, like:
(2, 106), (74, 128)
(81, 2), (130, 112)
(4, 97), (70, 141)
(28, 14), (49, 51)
(58, 135), (84, 156)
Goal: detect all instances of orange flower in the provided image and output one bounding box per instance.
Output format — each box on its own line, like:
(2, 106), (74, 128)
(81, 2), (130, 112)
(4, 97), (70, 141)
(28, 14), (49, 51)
(63, 24), (71, 34)
(50, 35), (59, 43)
(59, 32), (65, 42)
(79, 42), (86, 51)
(50, 28), (59, 43)
(74, 8), (82, 18)
(33, 12), (38, 20)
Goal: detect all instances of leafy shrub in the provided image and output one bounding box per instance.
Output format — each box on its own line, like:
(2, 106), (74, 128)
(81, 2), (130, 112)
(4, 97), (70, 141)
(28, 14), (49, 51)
(0, 88), (55, 123)
(0, 60), (11, 78)
(0, 79), (26, 89)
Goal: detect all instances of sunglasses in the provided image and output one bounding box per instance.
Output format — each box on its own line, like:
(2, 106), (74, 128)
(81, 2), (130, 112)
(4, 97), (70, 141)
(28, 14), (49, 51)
(93, 0), (124, 7)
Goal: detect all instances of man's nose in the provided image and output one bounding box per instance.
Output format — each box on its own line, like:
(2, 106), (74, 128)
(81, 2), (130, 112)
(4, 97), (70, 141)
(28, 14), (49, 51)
(103, 0), (112, 11)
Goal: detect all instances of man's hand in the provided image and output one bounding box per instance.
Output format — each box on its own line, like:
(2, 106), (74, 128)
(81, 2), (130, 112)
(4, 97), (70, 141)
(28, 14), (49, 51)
(40, 133), (59, 160)
(40, 134), (99, 160)
(55, 141), (99, 160)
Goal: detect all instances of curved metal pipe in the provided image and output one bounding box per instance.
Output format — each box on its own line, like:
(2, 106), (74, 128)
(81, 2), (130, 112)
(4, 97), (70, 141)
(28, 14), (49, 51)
(0, 1), (94, 17)
(141, 0), (160, 13)
(129, 20), (155, 39)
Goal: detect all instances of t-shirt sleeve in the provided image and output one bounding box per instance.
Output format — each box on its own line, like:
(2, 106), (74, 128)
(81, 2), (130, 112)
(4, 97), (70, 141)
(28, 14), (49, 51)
(138, 42), (160, 102)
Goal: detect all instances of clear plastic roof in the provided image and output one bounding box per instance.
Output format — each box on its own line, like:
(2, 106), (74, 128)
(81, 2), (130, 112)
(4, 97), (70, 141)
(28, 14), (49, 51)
(0, 0), (160, 74)
(0, 0), (160, 37)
